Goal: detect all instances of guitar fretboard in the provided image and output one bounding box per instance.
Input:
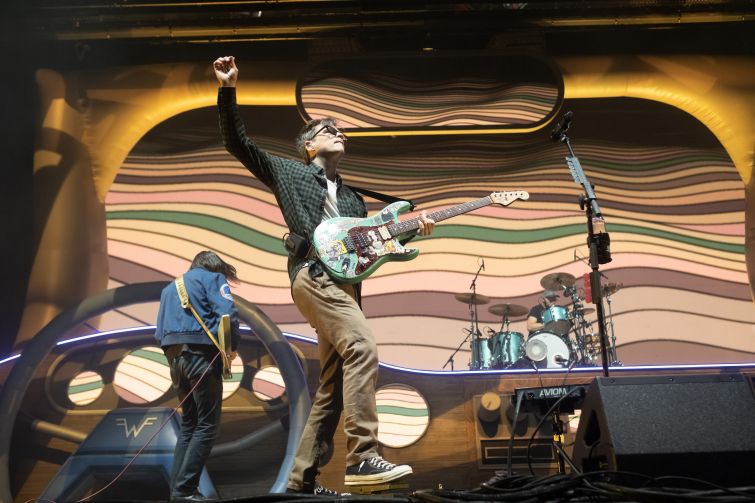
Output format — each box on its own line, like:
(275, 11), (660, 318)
(388, 196), (493, 237)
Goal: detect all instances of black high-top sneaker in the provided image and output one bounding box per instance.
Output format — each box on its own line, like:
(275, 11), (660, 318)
(344, 456), (412, 486)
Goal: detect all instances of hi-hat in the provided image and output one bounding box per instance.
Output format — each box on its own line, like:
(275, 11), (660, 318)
(488, 303), (528, 317)
(454, 292), (490, 305)
(602, 282), (623, 296)
(540, 272), (576, 291)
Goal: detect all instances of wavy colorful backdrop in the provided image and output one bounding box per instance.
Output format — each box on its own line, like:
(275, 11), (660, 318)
(103, 100), (753, 370)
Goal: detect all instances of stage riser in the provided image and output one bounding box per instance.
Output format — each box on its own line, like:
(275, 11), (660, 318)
(5, 336), (755, 500)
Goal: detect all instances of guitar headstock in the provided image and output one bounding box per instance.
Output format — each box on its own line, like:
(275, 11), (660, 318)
(490, 190), (530, 206)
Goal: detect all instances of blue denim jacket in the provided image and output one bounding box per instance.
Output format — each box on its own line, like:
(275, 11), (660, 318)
(155, 267), (240, 350)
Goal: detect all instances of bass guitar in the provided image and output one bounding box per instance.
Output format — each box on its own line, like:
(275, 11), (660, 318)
(311, 190), (529, 284)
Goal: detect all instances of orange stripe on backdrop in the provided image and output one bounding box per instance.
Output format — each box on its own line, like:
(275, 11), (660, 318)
(107, 190), (287, 225)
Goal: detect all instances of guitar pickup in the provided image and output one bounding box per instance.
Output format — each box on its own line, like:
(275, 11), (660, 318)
(343, 236), (356, 252)
(378, 226), (391, 241)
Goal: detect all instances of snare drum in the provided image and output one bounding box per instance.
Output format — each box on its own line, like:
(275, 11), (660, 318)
(489, 331), (524, 368)
(542, 305), (571, 335)
(470, 337), (493, 370)
(524, 332), (570, 368)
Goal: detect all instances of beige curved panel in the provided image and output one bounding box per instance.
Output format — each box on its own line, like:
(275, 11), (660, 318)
(19, 63), (297, 344)
(19, 70), (109, 344)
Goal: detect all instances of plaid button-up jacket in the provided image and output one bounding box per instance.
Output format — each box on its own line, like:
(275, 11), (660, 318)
(218, 87), (367, 284)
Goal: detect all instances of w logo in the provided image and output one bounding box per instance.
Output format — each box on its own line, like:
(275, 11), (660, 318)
(115, 416), (158, 438)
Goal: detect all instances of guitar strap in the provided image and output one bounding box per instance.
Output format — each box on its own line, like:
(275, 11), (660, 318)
(174, 276), (233, 379)
(347, 184), (415, 211)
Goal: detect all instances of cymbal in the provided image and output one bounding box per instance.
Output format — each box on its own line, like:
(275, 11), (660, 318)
(540, 272), (576, 290)
(454, 292), (490, 305)
(488, 303), (528, 317)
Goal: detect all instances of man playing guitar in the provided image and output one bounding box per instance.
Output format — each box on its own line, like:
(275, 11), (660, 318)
(214, 56), (435, 495)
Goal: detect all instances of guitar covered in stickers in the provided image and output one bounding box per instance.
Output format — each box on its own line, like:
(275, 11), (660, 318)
(311, 191), (529, 284)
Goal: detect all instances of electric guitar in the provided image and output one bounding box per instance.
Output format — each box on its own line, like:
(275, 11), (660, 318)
(311, 190), (529, 284)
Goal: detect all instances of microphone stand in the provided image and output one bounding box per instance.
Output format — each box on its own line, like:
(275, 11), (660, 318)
(442, 330), (473, 371)
(444, 262), (485, 371)
(553, 113), (612, 377)
(469, 261), (484, 340)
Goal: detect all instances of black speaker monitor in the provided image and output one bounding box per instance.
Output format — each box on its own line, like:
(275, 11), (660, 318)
(572, 373), (755, 486)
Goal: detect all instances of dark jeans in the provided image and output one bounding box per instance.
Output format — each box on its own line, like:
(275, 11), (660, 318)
(166, 345), (222, 499)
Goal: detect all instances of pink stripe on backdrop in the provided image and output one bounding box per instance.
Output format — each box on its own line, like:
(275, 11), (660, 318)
(107, 240), (296, 304)
(671, 223), (744, 236)
(106, 190), (286, 225)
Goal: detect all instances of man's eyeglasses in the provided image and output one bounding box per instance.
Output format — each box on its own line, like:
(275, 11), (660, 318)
(312, 124), (348, 141)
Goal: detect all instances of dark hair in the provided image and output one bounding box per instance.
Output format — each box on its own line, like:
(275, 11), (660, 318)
(294, 116), (339, 164)
(190, 250), (239, 283)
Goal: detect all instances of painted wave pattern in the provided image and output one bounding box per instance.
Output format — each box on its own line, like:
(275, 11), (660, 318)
(104, 138), (751, 367)
(301, 77), (558, 127)
(375, 384), (430, 448)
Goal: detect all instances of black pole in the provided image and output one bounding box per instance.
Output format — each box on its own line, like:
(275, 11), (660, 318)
(553, 115), (612, 377)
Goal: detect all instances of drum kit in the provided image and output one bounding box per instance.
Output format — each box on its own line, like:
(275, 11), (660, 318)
(457, 271), (622, 370)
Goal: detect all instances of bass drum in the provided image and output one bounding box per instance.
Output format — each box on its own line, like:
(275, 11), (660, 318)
(524, 332), (570, 368)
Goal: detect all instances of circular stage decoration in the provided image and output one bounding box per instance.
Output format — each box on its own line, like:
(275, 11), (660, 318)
(221, 354), (244, 400)
(113, 346), (172, 404)
(376, 383), (430, 448)
(66, 371), (105, 406)
(251, 365), (286, 401)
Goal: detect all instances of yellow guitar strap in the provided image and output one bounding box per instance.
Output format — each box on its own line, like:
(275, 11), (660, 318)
(174, 276), (232, 379)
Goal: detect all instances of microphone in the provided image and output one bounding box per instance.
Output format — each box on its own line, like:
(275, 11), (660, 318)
(554, 355), (568, 364)
(481, 258), (485, 271)
(573, 249), (577, 262)
(550, 111), (573, 142)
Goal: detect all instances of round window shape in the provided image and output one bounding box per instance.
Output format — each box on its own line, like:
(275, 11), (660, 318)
(376, 384), (430, 448)
(252, 366), (286, 401)
(67, 371), (105, 406)
(221, 353), (244, 400)
(113, 346), (172, 404)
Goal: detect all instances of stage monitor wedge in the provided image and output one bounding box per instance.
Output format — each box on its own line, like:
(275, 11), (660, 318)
(572, 373), (755, 487)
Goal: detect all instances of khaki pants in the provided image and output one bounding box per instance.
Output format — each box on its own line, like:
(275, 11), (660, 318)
(287, 267), (380, 491)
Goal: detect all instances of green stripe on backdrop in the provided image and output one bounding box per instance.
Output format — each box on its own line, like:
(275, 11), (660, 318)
(108, 211), (743, 254)
(107, 211), (287, 255)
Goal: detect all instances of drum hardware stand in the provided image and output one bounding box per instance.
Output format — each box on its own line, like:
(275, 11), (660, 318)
(442, 329), (472, 371)
(551, 412), (568, 474)
(468, 259), (485, 369)
(552, 111), (612, 377)
(604, 290), (622, 366)
(497, 313), (515, 368)
(575, 250), (623, 367)
(445, 260), (488, 370)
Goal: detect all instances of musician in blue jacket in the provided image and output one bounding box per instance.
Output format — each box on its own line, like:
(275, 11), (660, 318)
(155, 250), (240, 502)
(214, 56), (434, 494)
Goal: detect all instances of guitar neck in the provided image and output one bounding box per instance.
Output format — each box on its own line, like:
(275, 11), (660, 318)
(388, 195), (493, 236)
